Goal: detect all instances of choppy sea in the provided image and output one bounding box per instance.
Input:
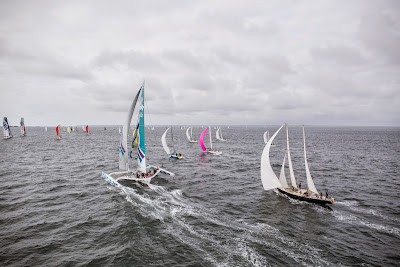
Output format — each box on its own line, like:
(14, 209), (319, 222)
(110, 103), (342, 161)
(0, 126), (399, 266)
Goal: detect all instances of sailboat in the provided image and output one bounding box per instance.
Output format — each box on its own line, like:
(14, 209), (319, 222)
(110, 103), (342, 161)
(56, 125), (62, 140)
(102, 82), (175, 187)
(162, 127), (183, 159)
(216, 127), (227, 141)
(45, 126), (48, 132)
(118, 127), (121, 134)
(263, 130), (276, 146)
(20, 118), (26, 136)
(200, 126), (222, 155)
(3, 117), (13, 139)
(260, 124), (334, 205)
(85, 125), (89, 135)
(186, 127), (197, 143)
(67, 127), (71, 133)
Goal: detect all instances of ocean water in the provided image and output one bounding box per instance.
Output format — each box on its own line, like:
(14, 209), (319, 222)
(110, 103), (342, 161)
(0, 126), (399, 266)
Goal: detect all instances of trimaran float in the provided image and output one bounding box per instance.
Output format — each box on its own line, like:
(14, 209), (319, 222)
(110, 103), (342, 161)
(102, 82), (174, 187)
(162, 127), (183, 159)
(261, 124), (334, 205)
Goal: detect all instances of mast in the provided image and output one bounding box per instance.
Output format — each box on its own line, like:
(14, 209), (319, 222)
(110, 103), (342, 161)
(303, 125), (318, 194)
(209, 125), (213, 150)
(137, 83), (146, 172)
(190, 127), (193, 140)
(286, 124), (298, 188)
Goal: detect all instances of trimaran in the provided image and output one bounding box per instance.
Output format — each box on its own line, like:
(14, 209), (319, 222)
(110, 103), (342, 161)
(102, 82), (175, 187)
(261, 124), (334, 205)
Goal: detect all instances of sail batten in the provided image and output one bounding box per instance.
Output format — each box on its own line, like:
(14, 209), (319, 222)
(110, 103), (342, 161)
(303, 125), (318, 194)
(261, 125), (284, 190)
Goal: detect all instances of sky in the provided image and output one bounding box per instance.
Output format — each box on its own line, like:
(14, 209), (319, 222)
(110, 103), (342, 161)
(0, 0), (399, 127)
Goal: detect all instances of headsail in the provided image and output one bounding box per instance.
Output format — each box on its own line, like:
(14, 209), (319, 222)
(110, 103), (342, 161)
(260, 125), (284, 190)
(286, 124), (297, 188)
(199, 128), (208, 151)
(85, 125), (89, 134)
(303, 125), (318, 194)
(162, 127), (171, 154)
(279, 153), (289, 188)
(119, 85), (142, 170)
(3, 117), (12, 138)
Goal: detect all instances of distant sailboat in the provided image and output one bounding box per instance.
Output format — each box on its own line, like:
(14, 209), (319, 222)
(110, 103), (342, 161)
(102, 82), (175, 187)
(85, 125), (89, 135)
(216, 127), (226, 141)
(186, 127), (197, 143)
(20, 118), (26, 136)
(45, 126), (48, 132)
(263, 130), (276, 146)
(3, 117), (13, 139)
(67, 127), (71, 133)
(200, 126), (222, 155)
(119, 127), (121, 134)
(260, 124), (334, 205)
(56, 125), (62, 140)
(162, 127), (183, 159)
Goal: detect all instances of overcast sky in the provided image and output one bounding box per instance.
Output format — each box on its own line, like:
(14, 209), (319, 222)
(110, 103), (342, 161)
(1, 0), (399, 126)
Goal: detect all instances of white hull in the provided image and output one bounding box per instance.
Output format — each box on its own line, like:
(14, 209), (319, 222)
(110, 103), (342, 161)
(208, 150), (222, 155)
(189, 140), (198, 143)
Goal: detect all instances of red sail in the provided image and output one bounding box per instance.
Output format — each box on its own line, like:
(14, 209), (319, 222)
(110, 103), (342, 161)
(56, 125), (60, 136)
(85, 125), (89, 134)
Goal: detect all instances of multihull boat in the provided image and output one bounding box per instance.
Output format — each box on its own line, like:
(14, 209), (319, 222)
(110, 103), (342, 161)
(260, 124), (334, 205)
(102, 82), (174, 187)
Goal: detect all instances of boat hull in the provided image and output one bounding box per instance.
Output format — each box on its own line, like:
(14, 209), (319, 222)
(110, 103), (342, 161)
(170, 154), (183, 159)
(208, 150), (222, 155)
(277, 188), (334, 205)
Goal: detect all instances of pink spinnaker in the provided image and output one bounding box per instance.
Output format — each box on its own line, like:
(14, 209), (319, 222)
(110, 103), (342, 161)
(199, 128), (208, 151)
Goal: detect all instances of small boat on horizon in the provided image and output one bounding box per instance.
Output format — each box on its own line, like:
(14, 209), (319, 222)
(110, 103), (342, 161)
(56, 125), (62, 140)
(20, 118), (26, 137)
(3, 117), (13, 139)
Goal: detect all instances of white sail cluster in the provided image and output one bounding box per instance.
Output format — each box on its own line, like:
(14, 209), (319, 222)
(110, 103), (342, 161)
(260, 124), (320, 195)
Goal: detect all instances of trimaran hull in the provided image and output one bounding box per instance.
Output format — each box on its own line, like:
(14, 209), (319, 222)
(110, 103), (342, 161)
(277, 188), (334, 205)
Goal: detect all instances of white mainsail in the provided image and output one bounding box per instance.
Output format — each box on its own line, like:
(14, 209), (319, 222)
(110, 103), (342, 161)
(186, 127), (191, 142)
(286, 124), (297, 188)
(20, 117), (26, 136)
(263, 130), (269, 143)
(260, 125), (284, 190)
(119, 87), (142, 170)
(303, 125), (318, 195)
(162, 127), (171, 155)
(45, 126), (48, 132)
(216, 128), (221, 140)
(279, 153), (289, 188)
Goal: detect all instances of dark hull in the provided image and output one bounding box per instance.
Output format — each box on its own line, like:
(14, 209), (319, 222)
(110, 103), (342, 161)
(278, 188), (333, 205)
